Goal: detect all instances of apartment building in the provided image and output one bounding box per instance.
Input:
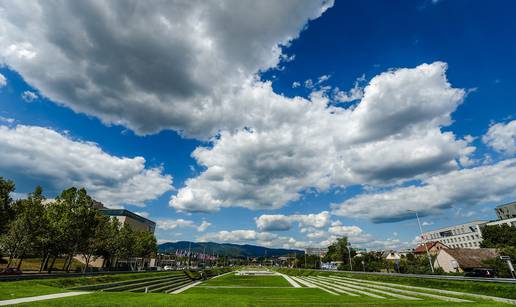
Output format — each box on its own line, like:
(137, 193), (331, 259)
(422, 220), (486, 249)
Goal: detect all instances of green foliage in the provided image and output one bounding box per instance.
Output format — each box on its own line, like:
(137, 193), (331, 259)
(480, 224), (516, 248)
(322, 236), (355, 263)
(0, 176), (15, 233)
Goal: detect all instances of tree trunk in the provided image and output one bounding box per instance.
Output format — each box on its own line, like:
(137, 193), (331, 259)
(66, 253), (74, 272)
(48, 256), (57, 274)
(39, 254), (49, 273)
(16, 253), (24, 270)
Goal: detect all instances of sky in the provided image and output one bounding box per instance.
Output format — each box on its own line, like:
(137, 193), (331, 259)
(0, 0), (515, 251)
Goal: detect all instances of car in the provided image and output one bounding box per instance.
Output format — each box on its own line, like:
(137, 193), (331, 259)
(464, 268), (497, 278)
(163, 265), (173, 271)
(0, 268), (22, 275)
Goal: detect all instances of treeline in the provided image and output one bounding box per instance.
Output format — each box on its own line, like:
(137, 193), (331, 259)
(321, 237), (439, 274)
(0, 177), (157, 273)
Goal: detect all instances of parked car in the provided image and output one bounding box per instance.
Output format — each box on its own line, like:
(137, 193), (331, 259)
(464, 268), (497, 278)
(0, 268), (22, 275)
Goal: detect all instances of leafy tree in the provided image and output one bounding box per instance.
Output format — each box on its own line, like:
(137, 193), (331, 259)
(116, 223), (136, 270)
(0, 177), (15, 233)
(134, 230), (158, 270)
(480, 224), (516, 248)
(323, 237), (355, 266)
(0, 187), (46, 269)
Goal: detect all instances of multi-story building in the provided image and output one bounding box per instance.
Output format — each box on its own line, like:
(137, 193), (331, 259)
(100, 209), (156, 233)
(422, 220), (486, 249)
(495, 201), (516, 220)
(305, 247), (328, 257)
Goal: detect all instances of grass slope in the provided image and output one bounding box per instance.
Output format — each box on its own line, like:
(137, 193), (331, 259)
(277, 268), (516, 299)
(201, 273), (291, 287)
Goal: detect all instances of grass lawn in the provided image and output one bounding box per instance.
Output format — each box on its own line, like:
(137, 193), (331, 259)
(200, 272), (291, 287)
(0, 271), (180, 300)
(276, 269), (516, 300)
(13, 287), (508, 306)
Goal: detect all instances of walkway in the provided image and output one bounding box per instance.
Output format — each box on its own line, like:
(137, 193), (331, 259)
(0, 292), (90, 306)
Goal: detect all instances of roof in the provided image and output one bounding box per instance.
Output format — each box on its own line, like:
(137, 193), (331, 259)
(415, 241), (447, 253)
(442, 248), (498, 269)
(100, 209), (156, 226)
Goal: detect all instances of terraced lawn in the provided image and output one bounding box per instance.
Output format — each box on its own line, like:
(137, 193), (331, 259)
(199, 272), (291, 287)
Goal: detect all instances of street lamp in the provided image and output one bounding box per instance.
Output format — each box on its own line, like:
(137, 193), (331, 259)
(347, 242), (353, 271)
(408, 209), (434, 273)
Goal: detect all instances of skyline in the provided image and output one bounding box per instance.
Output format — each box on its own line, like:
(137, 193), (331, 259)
(1, 0), (515, 251)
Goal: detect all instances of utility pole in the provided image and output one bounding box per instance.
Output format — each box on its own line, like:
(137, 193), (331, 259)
(347, 242), (353, 271)
(408, 209), (434, 273)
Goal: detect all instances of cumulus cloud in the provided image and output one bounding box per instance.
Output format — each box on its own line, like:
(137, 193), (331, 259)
(333, 74), (365, 103)
(171, 62), (472, 213)
(0, 0), (333, 138)
(198, 229), (307, 249)
(0, 124), (173, 207)
(0, 116), (15, 123)
(483, 120), (516, 155)
(21, 90), (38, 102)
(332, 159), (516, 223)
(157, 218), (211, 232)
(292, 81), (301, 88)
(134, 211), (150, 218)
(255, 211), (330, 231)
(0, 73), (6, 87)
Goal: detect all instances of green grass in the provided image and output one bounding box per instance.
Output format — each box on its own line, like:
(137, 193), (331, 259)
(0, 271), (182, 300)
(276, 268), (516, 300)
(13, 288), (508, 306)
(200, 273), (291, 287)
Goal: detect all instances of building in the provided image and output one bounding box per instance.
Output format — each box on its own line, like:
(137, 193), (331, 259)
(433, 248), (498, 273)
(422, 220), (486, 249)
(495, 201), (516, 220)
(414, 241), (448, 256)
(384, 251), (401, 261)
(100, 209), (156, 233)
(485, 217), (516, 228)
(305, 247), (328, 257)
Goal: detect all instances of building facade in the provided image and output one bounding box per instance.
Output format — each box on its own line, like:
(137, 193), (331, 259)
(305, 247), (328, 257)
(422, 220), (486, 249)
(100, 209), (156, 233)
(495, 201), (516, 220)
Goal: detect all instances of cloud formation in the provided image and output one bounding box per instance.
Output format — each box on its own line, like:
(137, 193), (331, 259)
(157, 218), (211, 232)
(332, 159), (516, 222)
(483, 120), (516, 155)
(0, 125), (173, 207)
(0, 0), (333, 138)
(255, 211), (330, 231)
(0, 73), (6, 87)
(171, 62), (473, 213)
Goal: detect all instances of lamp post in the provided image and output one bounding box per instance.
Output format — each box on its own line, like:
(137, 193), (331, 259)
(347, 242), (353, 271)
(408, 209), (434, 273)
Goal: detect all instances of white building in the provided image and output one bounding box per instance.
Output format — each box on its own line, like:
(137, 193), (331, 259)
(422, 220), (486, 249)
(495, 201), (516, 220)
(305, 247), (328, 257)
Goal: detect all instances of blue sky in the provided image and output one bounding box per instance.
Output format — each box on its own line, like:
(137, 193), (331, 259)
(1, 0), (515, 250)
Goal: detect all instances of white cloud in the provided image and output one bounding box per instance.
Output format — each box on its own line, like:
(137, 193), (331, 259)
(197, 220), (211, 232)
(157, 218), (211, 232)
(421, 221), (434, 226)
(292, 81), (301, 88)
(328, 224), (363, 236)
(171, 62), (472, 213)
(21, 90), (38, 102)
(198, 229), (307, 249)
(0, 73), (6, 87)
(0, 0), (334, 138)
(0, 124), (173, 207)
(482, 120), (516, 155)
(333, 74), (365, 103)
(0, 116), (15, 123)
(255, 211), (330, 231)
(157, 218), (196, 230)
(332, 159), (516, 222)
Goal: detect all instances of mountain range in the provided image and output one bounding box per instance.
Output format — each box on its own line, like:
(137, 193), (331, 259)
(158, 241), (302, 257)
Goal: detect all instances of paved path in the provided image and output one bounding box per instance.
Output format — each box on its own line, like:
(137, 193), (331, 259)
(0, 292), (90, 306)
(170, 281), (202, 294)
(276, 272), (301, 288)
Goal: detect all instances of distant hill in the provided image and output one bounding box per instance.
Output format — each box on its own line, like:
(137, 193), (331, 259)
(158, 241), (302, 257)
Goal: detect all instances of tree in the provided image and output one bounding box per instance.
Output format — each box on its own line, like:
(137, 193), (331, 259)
(116, 223), (136, 270)
(323, 237), (355, 266)
(0, 177), (15, 233)
(134, 230), (158, 270)
(0, 187), (46, 269)
(480, 224), (516, 248)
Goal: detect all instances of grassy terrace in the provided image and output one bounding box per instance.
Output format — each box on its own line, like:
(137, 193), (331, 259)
(276, 268), (516, 300)
(1, 268), (514, 306)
